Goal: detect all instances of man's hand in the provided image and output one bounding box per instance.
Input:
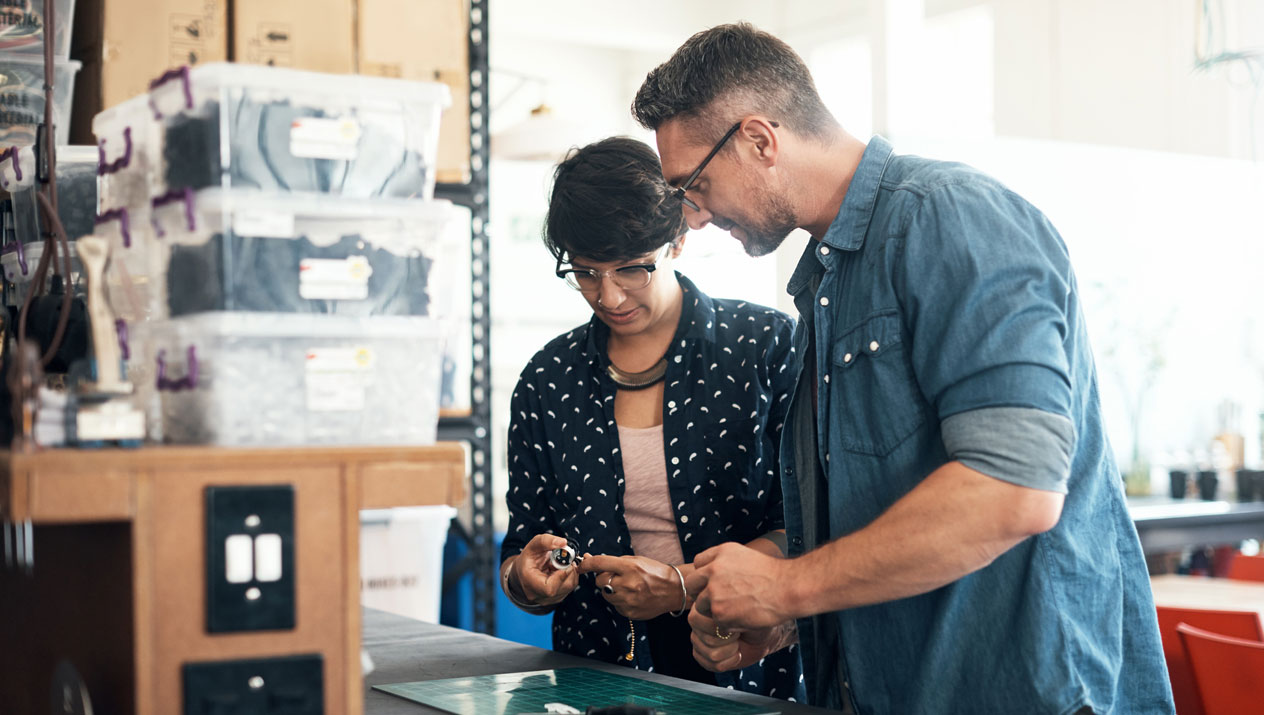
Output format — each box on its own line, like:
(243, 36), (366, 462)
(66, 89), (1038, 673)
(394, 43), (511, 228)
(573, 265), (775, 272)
(578, 554), (684, 620)
(510, 533), (579, 607)
(687, 607), (798, 673)
(686, 542), (795, 631)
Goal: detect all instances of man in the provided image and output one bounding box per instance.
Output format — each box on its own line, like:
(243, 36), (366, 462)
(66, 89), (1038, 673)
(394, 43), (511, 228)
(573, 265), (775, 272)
(631, 22), (1173, 714)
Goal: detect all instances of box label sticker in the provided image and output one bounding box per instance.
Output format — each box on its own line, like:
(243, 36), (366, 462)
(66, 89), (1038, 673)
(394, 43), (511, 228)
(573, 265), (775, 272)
(232, 210), (295, 239)
(290, 117), (361, 160)
(305, 347), (374, 412)
(299, 256), (372, 300)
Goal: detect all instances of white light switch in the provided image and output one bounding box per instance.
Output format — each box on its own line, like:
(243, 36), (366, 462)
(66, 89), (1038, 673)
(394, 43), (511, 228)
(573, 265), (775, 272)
(254, 533), (283, 582)
(225, 534), (254, 583)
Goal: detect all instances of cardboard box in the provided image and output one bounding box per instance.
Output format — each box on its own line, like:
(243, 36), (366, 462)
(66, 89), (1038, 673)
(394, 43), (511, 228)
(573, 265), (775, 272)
(232, 0), (355, 73)
(358, 0), (470, 184)
(69, 0), (228, 145)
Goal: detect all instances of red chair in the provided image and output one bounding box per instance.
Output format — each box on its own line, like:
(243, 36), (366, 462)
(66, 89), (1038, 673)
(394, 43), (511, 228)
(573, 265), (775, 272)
(1155, 606), (1263, 715)
(1177, 622), (1264, 715)
(1227, 553), (1264, 582)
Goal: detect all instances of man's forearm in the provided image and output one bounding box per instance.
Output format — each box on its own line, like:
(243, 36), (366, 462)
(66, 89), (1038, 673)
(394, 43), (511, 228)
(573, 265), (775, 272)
(782, 461), (1064, 618)
(748, 529), (788, 557)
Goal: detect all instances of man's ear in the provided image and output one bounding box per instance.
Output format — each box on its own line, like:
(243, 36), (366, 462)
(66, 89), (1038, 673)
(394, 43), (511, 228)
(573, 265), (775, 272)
(741, 117), (780, 165)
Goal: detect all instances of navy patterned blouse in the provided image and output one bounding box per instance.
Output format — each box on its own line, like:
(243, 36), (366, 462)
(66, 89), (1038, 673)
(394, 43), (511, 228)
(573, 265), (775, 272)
(502, 274), (805, 701)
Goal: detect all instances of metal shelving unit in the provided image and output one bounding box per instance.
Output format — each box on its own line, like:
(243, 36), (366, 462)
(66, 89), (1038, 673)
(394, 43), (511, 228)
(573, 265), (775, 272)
(435, 0), (495, 636)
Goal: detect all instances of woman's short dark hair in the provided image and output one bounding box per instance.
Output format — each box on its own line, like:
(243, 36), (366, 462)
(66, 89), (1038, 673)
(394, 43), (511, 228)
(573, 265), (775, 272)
(632, 22), (838, 146)
(544, 136), (687, 264)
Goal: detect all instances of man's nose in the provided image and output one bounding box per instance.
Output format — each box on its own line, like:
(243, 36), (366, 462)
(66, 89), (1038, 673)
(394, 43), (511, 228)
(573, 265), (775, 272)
(684, 202), (712, 231)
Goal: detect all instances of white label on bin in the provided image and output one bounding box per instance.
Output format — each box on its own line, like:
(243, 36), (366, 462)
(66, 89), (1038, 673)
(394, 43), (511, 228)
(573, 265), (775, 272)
(305, 347), (374, 412)
(290, 117), (362, 160)
(232, 210), (295, 238)
(299, 256), (373, 300)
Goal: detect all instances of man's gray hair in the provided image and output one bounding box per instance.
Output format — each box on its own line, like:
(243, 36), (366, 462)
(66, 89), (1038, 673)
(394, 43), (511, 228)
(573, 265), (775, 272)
(632, 22), (839, 145)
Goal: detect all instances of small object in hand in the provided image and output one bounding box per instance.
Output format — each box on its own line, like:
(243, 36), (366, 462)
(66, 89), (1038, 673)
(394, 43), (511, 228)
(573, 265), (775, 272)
(549, 541), (582, 571)
(715, 625), (734, 640)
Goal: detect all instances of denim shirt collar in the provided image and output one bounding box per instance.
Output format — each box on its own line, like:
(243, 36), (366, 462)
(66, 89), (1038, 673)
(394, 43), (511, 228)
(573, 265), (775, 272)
(786, 135), (896, 298)
(583, 272), (716, 368)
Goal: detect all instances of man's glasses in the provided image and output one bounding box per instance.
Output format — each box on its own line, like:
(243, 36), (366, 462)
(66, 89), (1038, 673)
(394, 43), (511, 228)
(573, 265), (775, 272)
(671, 120), (778, 212)
(555, 245), (672, 293)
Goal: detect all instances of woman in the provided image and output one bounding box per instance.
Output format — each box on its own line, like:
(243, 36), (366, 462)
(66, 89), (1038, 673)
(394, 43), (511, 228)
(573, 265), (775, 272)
(499, 137), (803, 700)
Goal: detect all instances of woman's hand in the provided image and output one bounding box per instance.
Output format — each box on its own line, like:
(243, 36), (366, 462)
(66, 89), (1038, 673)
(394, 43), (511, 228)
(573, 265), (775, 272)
(509, 533), (580, 607)
(579, 554), (687, 620)
(687, 607), (798, 673)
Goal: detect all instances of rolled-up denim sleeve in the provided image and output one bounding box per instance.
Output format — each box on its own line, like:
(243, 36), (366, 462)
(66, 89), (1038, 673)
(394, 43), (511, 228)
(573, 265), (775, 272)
(896, 181), (1076, 427)
(942, 407), (1075, 493)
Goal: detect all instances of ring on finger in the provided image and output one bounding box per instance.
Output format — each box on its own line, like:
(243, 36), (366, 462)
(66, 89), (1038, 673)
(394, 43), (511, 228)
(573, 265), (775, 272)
(715, 625), (734, 640)
(602, 574), (616, 595)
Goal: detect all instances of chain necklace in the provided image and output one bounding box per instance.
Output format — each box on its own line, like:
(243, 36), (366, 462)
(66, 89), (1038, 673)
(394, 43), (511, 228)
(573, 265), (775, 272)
(625, 622), (635, 661)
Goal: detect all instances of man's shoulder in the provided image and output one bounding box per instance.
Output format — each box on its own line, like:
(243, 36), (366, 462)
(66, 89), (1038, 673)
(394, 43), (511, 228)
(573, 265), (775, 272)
(880, 153), (1016, 207)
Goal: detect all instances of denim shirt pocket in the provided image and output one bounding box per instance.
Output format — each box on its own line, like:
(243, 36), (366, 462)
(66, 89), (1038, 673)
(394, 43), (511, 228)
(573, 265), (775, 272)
(830, 311), (927, 456)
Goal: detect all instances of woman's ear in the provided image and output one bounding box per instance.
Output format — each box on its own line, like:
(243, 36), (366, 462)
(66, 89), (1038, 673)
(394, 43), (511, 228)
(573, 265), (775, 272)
(669, 234), (687, 258)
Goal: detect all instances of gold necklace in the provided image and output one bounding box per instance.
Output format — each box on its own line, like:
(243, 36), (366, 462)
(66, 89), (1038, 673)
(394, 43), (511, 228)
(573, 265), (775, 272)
(606, 359), (667, 390)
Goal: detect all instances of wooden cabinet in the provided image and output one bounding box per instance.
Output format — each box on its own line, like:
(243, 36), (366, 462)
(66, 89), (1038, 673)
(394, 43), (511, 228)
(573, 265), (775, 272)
(0, 445), (466, 714)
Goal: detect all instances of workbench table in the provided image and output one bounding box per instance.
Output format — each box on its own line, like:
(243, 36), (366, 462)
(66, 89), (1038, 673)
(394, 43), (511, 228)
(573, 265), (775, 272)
(362, 608), (835, 714)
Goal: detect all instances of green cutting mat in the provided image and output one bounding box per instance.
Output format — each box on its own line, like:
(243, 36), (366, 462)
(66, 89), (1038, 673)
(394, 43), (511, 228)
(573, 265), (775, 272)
(373, 667), (780, 715)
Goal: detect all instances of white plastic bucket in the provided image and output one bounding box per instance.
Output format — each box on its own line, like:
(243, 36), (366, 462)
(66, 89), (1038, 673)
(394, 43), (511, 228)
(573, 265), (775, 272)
(359, 505), (456, 623)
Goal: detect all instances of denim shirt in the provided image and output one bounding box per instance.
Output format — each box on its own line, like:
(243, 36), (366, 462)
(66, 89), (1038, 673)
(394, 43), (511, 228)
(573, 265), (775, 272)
(503, 274), (806, 701)
(780, 137), (1172, 713)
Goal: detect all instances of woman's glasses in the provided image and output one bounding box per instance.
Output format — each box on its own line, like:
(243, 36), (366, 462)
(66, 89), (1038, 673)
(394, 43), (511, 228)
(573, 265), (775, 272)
(555, 245), (672, 293)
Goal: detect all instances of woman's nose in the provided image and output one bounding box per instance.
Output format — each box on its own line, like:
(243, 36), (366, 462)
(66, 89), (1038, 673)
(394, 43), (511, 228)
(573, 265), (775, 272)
(597, 277), (626, 308)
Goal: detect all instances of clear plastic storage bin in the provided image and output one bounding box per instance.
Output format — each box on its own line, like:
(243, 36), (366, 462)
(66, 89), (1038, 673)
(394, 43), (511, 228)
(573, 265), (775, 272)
(1, 239), (82, 307)
(0, 53), (80, 146)
(146, 312), (443, 446)
(1, 198), (13, 245)
(148, 189), (455, 319)
(93, 203), (155, 326)
(141, 63), (450, 200)
(1, 145), (98, 244)
(0, 0), (76, 59)
(92, 93), (161, 215)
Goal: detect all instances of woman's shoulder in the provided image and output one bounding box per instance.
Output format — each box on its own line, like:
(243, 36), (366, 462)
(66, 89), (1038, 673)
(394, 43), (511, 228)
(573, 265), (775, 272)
(707, 296), (796, 337)
(517, 321), (595, 380)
